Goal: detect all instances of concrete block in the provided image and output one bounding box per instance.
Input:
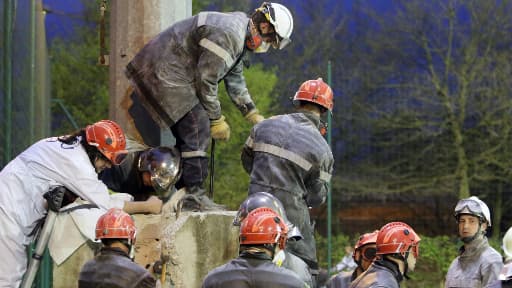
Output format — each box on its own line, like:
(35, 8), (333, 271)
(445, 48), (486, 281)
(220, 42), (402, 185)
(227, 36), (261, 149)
(53, 207), (239, 288)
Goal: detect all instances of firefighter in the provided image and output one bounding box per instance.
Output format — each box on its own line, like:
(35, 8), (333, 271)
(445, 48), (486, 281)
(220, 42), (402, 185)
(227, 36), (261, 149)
(0, 120), (164, 287)
(125, 2), (293, 211)
(350, 222), (421, 288)
(445, 196), (503, 287)
(202, 207), (307, 287)
(78, 208), (156, 288)
(100, 146), (182, 202)
(327, 230), (379, 288)
(241, 78), (335, 283)
(488, 227), (512, 287)
(233, 192), (313, 286)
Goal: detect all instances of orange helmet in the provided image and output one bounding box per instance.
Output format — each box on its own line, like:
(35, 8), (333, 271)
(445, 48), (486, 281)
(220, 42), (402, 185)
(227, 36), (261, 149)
(239, 207), (288, 250)
(293, 78), (333, 111)
(353, 230), (379, 260)
(85, 120), (127, 165)
(95, 208), (136, 244)
(376, 222), (420, 258)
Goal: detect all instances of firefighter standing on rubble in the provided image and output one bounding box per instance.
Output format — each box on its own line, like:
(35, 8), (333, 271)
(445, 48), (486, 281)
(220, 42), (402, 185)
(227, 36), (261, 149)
(202, 207), (307, 287)
(125, 2), (294, 211)
(241, 78), (335, 286)
(0, 120), (161, 287)
(79, 208), (156, 288)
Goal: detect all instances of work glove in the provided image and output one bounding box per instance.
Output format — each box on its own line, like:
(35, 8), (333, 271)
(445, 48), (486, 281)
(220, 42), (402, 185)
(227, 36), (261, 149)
(210, 115), (230, 140)
(245, 109), (265, 124)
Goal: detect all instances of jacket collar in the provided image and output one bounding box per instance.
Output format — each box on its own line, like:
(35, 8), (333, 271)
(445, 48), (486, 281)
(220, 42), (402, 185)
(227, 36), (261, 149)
(459, 235), (488, 258)
(374, 258), (404, 283)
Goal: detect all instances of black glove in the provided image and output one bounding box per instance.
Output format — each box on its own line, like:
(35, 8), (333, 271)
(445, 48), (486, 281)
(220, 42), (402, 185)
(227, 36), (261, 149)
(43, 186), (67, 212)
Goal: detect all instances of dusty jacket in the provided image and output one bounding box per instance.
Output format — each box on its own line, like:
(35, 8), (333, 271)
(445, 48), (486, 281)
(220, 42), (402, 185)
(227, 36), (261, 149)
(100, 151), (154, 201)
(349, 260), (402, 288)
(78, 247), (156, 288)
(241, 111), (334, 269)
(445, 236), (503, 288)
(126, 11), (255, 126)
(202, 251), (307, 288)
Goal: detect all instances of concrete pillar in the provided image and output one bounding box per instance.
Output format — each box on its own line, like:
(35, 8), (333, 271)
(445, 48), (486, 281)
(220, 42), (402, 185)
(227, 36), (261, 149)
(53, 209), (239, 288)
(108, 0), (191, 146)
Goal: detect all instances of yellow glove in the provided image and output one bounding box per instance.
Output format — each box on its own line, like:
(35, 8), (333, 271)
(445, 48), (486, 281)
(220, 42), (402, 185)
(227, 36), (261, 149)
(210, 115), (230, 140)
(245, 109), (265, 124)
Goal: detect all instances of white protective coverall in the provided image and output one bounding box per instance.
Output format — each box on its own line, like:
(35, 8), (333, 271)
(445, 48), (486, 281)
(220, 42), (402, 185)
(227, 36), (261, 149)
(0, 137), (126, 287)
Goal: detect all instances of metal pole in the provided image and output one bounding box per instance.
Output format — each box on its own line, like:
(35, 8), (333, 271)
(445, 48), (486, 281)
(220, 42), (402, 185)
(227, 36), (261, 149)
(20, 210), (58, 288)
(3, 0), (14, 165)
(29, 0), (36, 141)
(327, 60), (333, 274)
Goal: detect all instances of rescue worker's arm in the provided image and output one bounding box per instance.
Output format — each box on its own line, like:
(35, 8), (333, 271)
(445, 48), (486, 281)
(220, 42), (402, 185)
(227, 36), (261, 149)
(195, 25), (259, 121)
(304, 152), (333, 207)
(223, 60), (263, 124)
(195, 26), (233, 120)
(123, 196), (163, 214)
(241, 133), (255, 173)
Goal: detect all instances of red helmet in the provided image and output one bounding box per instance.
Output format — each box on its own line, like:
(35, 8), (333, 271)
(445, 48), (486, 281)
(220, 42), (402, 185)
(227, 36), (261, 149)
(293, 78), (333, 111)
(95, 208), (136, 244)
(85, 120), (127, 165)
(376, 222), (420, 258)
(353, 230), (379, 259)
(239, 207), (288, 250)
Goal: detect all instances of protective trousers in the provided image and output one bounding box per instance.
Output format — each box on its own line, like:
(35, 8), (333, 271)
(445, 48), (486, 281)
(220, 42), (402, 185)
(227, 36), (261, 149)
(172, 104), (210, 191)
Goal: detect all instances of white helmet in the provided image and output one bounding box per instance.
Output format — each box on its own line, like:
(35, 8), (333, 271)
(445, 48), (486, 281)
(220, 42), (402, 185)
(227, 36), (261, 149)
(454, 196), (492, 226)
(503, 227), (512, 261)
(257, 2), (293, 49)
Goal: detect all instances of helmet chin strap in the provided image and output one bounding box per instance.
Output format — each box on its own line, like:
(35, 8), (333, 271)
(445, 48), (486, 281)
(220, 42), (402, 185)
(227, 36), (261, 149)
(460, 222), (484, 244)
(403, 252), (412, 279)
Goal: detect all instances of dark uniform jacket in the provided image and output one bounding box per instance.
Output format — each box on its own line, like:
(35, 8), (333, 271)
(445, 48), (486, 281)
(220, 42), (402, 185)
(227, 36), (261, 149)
(349, 260), (403, 288)
(126, 11), (255, 127)
(241, 111), (334, 270)
(78, 247), (156, 288)
(202, 251), (307, 288)
(100, 151), (154, 201)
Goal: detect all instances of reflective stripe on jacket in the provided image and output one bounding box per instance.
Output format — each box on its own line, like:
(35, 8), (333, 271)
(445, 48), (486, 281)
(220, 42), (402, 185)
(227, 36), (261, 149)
(241, 111), (334, 268)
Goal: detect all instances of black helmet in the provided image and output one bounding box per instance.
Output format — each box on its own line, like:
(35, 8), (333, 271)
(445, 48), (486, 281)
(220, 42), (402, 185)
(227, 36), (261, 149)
(234, 192), (302, 240)
(138, 146), (181, 197)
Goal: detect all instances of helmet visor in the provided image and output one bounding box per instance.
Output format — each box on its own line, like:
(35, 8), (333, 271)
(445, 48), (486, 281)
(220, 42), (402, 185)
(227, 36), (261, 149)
(454, 199), (483, 217)
(149, 162), (180, 194)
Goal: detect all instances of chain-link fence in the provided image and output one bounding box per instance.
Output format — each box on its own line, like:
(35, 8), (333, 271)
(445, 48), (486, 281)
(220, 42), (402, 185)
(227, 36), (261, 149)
(0, 0), (51, 168)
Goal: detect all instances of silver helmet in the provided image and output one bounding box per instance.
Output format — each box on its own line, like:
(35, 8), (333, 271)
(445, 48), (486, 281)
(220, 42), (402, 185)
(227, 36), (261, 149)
(234, 192), (302, 240)
(138, 146), (181, 197)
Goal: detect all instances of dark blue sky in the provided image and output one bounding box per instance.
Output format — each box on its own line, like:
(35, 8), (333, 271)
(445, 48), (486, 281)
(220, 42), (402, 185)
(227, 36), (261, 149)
(43, 0), (85, 42)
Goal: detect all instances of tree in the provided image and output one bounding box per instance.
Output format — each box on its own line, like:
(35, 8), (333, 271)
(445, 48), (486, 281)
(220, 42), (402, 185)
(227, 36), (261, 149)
(212, 64), (279, 209)
(332, 0), (512, 236)
(49, 0), (109, 134)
